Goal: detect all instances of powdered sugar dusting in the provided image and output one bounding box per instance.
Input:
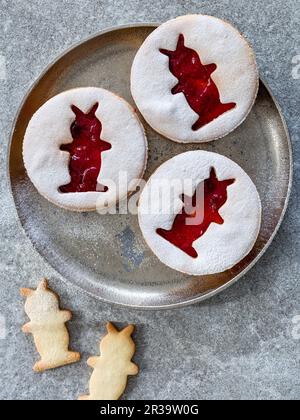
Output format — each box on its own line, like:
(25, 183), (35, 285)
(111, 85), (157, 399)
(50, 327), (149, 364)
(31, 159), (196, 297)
(131, 15), (259, 143)
(138, 151), (262, 276)
(23, 87), (147, 211)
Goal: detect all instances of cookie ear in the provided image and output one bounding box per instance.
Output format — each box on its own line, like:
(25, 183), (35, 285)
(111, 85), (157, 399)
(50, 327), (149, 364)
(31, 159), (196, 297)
(37, 279), (48, 291)
(106, 322), (118, 334)
(20, 288), (34, 297)
(121, 325), (135, 337)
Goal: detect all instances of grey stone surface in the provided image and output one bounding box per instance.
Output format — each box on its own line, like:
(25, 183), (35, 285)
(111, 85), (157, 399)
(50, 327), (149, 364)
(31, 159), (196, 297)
(0, 0), (299, 401)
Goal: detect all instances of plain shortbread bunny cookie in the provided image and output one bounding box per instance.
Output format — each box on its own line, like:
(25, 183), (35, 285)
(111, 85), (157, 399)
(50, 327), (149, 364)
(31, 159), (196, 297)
(79, 322), (138, 400)
(20, 279), (80, 372)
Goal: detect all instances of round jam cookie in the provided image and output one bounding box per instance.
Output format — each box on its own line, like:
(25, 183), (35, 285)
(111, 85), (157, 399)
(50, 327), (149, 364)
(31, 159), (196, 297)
(138, 151), (261, 276)
(131, 15), (259, 143)
(23, 88), (148, 212)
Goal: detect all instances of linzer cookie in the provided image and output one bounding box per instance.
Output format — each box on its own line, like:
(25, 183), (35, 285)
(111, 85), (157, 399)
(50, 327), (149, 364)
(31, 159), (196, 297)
(138, 151), (261, 275)
(131, 15), (259, 143)
(23, 87), (147, 211)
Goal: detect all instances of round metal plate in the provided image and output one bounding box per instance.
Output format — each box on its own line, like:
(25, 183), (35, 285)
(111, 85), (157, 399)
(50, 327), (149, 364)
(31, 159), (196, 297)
(8, 24), (293, 309)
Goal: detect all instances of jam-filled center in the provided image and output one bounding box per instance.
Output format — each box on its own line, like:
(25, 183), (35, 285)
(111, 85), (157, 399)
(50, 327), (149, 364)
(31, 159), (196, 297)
(160, 34), (236, 131)
(59, 103), (112, 193)
(157, 168), (235, 258)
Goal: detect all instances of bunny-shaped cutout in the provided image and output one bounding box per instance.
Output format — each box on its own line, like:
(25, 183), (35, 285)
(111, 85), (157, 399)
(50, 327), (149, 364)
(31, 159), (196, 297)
(157, 168), (235, 258)
(79, 322), (138, 400)
(20, 279), (80, 372)
(59, 103), (112, 193)
(160, 34), (236, 130)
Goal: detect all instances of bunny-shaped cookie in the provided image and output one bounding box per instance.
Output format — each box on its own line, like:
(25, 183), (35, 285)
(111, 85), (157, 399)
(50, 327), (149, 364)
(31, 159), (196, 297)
(20, 279), (80, 372)
(79, 322), (138, 400)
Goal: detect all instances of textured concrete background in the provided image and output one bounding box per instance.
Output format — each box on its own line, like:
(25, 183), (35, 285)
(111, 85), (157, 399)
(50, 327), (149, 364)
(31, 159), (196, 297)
(0, 0), (299, 400)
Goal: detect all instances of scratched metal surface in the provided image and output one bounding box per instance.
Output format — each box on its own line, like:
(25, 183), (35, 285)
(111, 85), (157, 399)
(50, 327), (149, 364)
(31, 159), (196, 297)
(8, 25), (292, 309)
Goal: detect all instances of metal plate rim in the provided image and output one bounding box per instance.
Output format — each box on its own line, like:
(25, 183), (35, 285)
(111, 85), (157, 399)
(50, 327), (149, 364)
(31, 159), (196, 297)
(7, 23), (293, 310)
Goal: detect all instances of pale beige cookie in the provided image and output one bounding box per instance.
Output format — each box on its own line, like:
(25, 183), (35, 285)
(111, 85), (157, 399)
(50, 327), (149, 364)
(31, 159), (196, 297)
(20, 279), (80, 372)
(79, 322), (138, 401)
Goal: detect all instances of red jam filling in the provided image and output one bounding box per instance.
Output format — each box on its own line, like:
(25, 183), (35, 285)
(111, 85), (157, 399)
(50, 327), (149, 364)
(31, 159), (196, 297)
(59, 103), (112, 193)
(157, 168), (235, 258)
(160, 34), (236, 130)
